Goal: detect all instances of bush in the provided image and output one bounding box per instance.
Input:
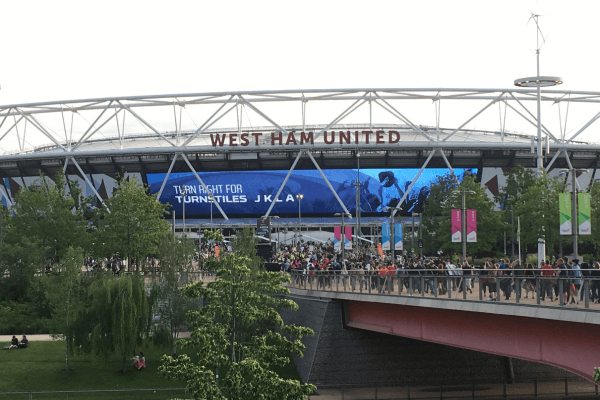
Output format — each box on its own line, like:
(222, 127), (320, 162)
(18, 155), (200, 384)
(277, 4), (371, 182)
(0, 301), (50, 334)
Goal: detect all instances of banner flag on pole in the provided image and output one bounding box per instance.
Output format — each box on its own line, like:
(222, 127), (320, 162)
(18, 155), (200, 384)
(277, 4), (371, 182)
(559, 193), (572, 235)
(334, 226), (341, 251)
(394, 223), (403, 251)
(466, 209), (477, 242)
(382, 222), (391, 250)
(578, 192), (591, 235)
(451, 209), (461, 242)
(344, 226), (353, 249)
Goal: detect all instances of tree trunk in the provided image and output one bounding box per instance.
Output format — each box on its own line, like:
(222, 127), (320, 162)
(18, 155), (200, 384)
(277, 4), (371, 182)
(121, 354), (127, 374)
(65, 338), (69, 371)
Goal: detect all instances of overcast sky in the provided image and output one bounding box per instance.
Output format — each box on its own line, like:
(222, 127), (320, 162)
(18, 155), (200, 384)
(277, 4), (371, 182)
(1, 0), (599, 141)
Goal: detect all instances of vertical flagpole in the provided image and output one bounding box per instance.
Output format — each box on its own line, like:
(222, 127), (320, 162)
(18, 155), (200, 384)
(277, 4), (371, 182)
(518, 217), (522, 264)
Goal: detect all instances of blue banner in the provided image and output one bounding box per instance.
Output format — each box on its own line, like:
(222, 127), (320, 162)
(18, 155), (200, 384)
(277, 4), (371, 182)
(382, 222), (391, 250)
(394, 222), (403, 251)
(147, 168), (475, 217)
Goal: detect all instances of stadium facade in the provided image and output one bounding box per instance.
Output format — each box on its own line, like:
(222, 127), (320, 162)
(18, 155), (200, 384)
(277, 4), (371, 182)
(1, 88), (599, 239)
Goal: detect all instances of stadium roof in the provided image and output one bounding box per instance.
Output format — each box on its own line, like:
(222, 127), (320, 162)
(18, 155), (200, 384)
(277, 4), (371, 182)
(0, 88), (599, 178)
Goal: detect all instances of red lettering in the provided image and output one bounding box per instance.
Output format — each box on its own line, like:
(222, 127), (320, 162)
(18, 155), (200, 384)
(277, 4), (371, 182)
(389, 130), (400, 144)
(210, 134), (226, 147)
(376, 130), (385, 144)
(271, 132), (282, 145)
(300, 131), (314, 145)
(240, 133), (249, 146)
(362, 131), (372, 144)
(339, 131), (351, 144)
(286, 132), (297, 145)
(252, 132), (262, 145)
(229, 134), (238, 146)
(324, 131), (335, 144)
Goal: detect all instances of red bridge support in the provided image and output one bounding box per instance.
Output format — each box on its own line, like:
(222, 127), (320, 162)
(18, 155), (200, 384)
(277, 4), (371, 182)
(347, 300), (600, 381)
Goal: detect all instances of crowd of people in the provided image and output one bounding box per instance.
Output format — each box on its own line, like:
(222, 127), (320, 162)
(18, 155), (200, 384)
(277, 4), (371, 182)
(275, 241), (600, 305)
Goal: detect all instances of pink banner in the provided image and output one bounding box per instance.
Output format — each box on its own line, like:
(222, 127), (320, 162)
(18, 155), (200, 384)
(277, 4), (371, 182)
(344, 226), (353, 249)
(451, 209), (461, 242)
(466, 209), (477, 243)
(334, 226), (342, 251)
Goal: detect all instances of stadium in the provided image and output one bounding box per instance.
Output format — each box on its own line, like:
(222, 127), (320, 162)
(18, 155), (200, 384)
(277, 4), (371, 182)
(1, 88), (599, 245)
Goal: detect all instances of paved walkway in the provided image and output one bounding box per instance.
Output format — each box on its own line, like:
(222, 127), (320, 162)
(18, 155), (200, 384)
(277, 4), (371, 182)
(0, 332), (192, 342)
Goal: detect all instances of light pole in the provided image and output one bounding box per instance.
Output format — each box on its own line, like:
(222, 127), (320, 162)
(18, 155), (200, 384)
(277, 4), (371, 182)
(352, 152), (361, 249)
(334, 213), (350, 263)
(559, 168), (589, 259)
(209, 193), (214, 229)
(419, 213), (423, 258)
(510, 210), (515, 262)
(182, 186), (187, 237)
(453, 190), (475, 263)
(296, 194), (303, 247)
(513, 14), (562, 172)
(412, 212), (421, 258)
(411, 213), (416, 255)
(269, 215), (280, 251)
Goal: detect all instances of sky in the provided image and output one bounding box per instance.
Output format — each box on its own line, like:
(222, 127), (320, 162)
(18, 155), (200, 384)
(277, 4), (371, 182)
(1, 0), (599, 142)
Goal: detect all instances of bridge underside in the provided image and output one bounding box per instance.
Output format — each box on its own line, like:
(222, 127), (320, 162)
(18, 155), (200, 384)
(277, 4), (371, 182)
(347, 300), (598, 381)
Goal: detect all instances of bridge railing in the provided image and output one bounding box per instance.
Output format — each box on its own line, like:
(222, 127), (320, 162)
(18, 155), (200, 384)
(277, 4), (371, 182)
(288, 269), (600, 310)
(311, 377), (599, 400)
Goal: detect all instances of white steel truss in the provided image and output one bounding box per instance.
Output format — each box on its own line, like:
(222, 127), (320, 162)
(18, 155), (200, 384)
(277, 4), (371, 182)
(2, 88), (600, 212)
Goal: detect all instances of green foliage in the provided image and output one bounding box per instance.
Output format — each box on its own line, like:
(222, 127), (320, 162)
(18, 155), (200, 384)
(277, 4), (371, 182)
(422, 173), (502, 258)
(8, 171), (88, 262)
(496, 167), (566, 256)
(1, 172), (89, 302)
(95, 176), (171, 268)
(0, 301), (50, 334)
(159, 231), (316, 399)
(579, 181), (600, 255)
(70, 274), (151, 372)
(40, 246), (85, 370)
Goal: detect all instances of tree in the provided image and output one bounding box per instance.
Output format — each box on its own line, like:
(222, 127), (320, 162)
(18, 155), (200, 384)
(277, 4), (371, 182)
(506, 170), (565, 256)
(95, 176), (171, 271)
(422, 173), (502, 258)
(152, 234), (200, 354)
(69, 274), (151, 373)
(159, 230), (316, 400)
(0, 171), (88, 303)
(9, 171), (88, 263)
(41, 246), (84, 371)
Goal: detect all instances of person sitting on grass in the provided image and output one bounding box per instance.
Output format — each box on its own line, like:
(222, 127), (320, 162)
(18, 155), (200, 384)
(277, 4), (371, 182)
(132, 352), (146, 370)
(18, 335), (28, 348)
(9, 335), (19, 349)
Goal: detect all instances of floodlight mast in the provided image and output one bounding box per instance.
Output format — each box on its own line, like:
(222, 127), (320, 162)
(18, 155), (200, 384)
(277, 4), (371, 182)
(514, 13), (562, 172)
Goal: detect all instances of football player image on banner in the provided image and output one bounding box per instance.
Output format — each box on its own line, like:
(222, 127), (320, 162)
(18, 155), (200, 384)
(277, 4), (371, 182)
(147, 168), (476, 217)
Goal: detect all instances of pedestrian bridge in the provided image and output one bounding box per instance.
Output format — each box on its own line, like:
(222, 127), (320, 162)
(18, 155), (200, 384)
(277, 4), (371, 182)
(287, 272), (600, 381)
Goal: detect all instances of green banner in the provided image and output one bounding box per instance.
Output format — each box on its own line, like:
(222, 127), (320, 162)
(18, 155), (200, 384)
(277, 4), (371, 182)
(578, 192), (591, 235)
(559, 193), (572, 235)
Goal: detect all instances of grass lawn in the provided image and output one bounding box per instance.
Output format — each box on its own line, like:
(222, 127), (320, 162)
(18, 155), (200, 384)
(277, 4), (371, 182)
(0, 339), (305, 399)
(0, 340), (186, 399)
